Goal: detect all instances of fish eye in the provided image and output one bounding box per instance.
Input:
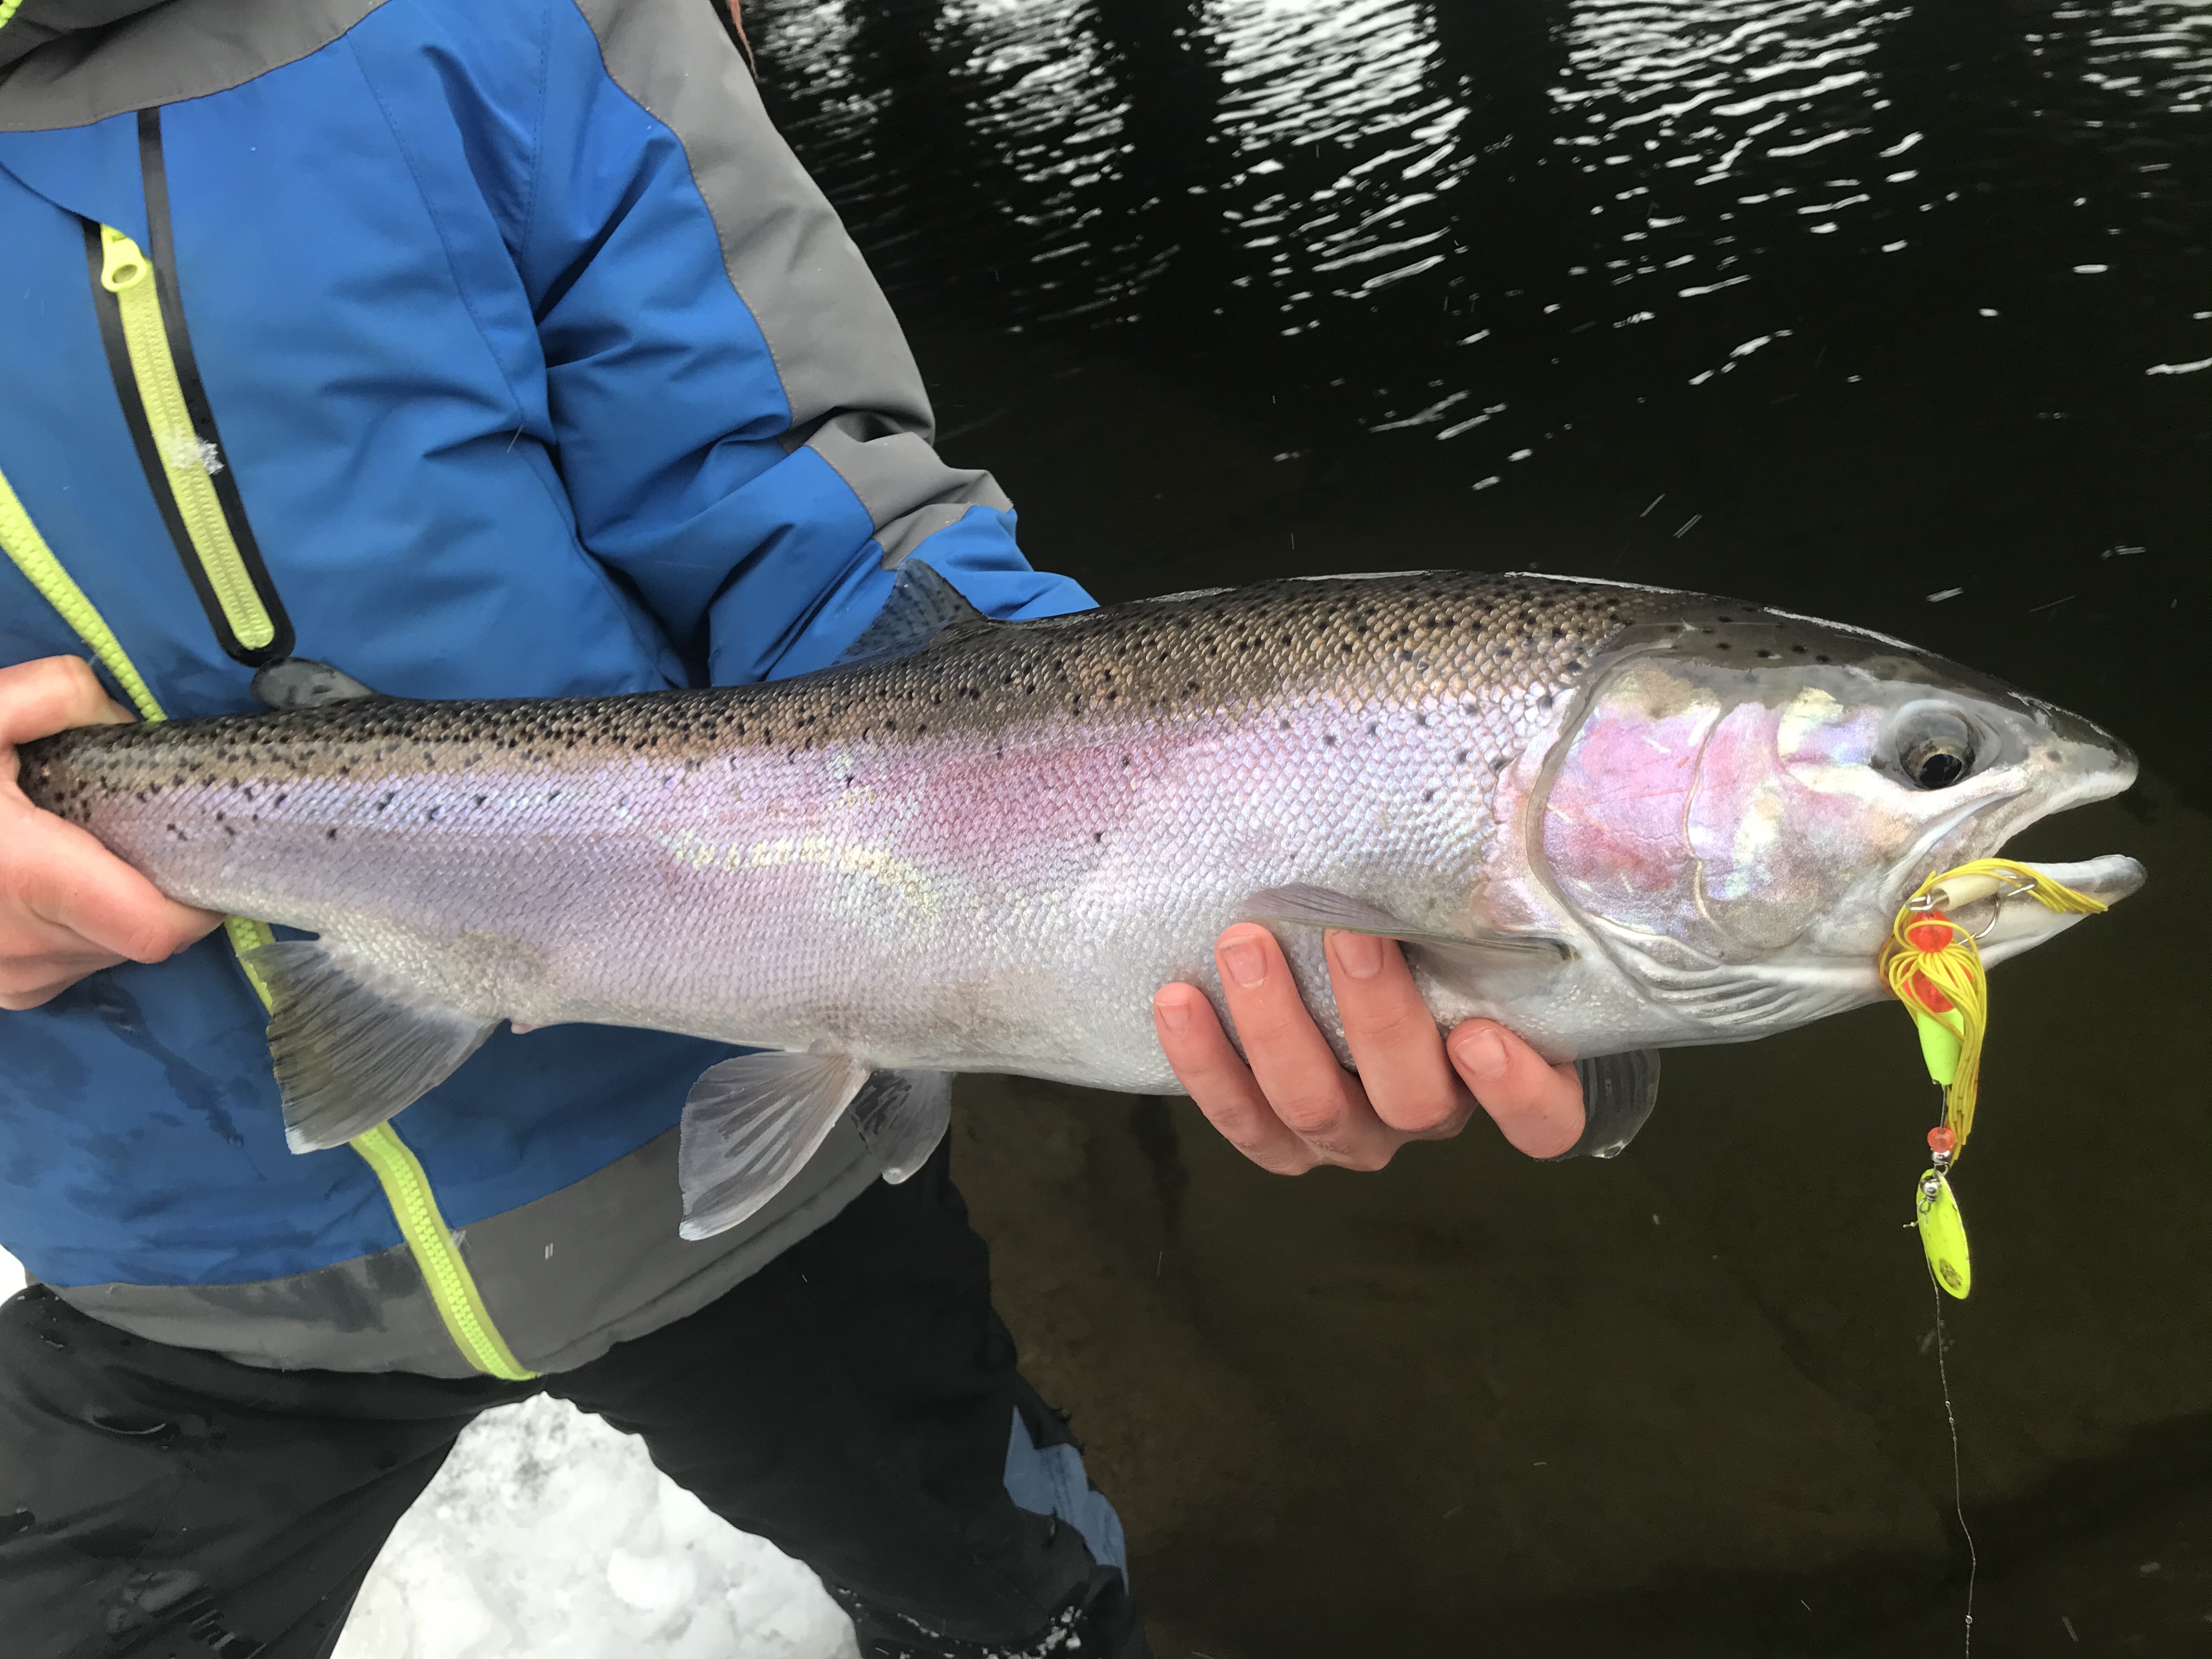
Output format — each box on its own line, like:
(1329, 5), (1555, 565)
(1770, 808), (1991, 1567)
(1895, 708), (1977, 790)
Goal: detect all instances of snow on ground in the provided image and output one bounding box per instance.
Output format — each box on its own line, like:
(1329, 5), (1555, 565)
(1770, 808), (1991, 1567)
(335, 1393), (860, 1659)
(0, 1247), (856, 1659)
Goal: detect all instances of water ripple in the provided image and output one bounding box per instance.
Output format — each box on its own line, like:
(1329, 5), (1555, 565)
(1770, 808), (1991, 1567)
(755, 0), (2205, 460)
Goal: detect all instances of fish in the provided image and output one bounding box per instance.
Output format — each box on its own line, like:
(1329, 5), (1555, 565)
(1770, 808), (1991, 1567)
(20, 568), (2143, 1237)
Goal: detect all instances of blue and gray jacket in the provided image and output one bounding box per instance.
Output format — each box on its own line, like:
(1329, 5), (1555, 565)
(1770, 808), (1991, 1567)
(0, 0), (1093, 1378)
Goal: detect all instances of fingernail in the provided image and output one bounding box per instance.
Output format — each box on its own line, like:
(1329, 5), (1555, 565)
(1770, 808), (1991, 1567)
(1458, 1026), (1509, 1079)
(1332, 931), (1384, 979)
(1222, 936), (1267, 989)
(1154, 993), (1189, 1034)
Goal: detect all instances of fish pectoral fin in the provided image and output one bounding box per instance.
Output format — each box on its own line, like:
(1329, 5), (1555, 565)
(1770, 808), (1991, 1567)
(245, 941), (497, 1154)
(1241, 884), (1574, 984)
(678, 1051), (872, 1241)
(849, 1069), (953, 1184)
(830, 559), (993, 669)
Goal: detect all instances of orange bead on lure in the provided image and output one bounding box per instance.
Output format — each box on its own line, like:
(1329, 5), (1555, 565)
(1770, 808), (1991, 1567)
(1883, 858), (2109, 1297)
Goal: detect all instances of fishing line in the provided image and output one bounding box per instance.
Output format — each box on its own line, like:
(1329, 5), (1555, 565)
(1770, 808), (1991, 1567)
(1931, 1281), (1977, 1656)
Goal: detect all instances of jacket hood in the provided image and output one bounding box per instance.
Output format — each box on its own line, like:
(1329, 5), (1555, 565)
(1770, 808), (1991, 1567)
(0, 0), (170, 71)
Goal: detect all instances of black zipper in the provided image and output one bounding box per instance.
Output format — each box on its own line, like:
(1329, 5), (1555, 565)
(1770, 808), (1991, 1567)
(83, 105), (295, 668)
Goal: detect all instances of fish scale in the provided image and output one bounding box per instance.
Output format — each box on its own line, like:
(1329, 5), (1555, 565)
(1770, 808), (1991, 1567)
(21, 570), (2141, 1237)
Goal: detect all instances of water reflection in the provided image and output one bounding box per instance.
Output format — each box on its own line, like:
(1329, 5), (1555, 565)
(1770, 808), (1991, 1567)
(2061, 0), (2212, 114)
(759, 0), (2205, 470)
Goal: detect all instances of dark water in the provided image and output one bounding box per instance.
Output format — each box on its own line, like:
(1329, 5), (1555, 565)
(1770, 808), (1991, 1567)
(751, 2), (2210, 1652)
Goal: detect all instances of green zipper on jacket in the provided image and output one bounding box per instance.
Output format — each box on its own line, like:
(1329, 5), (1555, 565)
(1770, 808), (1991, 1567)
(92, 227), (278, 656)
(0, 205), (537, 1380)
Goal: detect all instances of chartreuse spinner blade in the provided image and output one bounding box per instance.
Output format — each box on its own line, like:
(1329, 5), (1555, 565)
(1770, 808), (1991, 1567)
(1883, 858), (2109, 1299)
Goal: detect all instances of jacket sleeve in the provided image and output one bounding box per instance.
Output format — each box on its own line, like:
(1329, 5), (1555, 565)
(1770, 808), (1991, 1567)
(506, 0), (1091, 685)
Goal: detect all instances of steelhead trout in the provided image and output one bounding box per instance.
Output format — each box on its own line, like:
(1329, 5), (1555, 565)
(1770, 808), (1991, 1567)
(21, 569), (2142, 1236)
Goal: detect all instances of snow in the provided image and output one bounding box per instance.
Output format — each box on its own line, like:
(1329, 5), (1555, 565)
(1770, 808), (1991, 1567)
(333, 1393), (859, 1659)
(0, 1246), (858, 1659)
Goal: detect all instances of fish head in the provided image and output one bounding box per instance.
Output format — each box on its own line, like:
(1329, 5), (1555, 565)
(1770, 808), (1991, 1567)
(1526, 601), (2142, 1034)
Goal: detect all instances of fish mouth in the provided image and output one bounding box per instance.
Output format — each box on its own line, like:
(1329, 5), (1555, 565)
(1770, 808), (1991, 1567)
(1882, 718), (2142, 968)
(1957, 854), (2147, 967)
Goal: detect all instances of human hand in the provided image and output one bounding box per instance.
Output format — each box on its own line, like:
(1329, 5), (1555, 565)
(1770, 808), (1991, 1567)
(1152, 924), (1585, 1173)
(0, 657), (224, 1010)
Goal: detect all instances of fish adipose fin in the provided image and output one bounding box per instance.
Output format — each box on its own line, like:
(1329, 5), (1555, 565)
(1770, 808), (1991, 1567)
(679, 1051), (872, 1240)
(849, 1069), (953, 1183)
(831, 560), (992, 669)
(1242, 884), (1573, 985)
(246, 941), (498, 1153)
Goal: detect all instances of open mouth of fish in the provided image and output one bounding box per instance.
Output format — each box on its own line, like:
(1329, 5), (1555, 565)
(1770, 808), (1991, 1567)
(1892, 768), (2146, 968)
(1956, 853), (2147, 965)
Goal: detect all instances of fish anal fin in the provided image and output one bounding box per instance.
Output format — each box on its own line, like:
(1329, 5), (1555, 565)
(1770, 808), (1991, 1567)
(245, 940), (496, 1154)
(678, 1051), (871, 1240)
(850, 1069), (952, 1184)
(1241, 884), (1573, 986)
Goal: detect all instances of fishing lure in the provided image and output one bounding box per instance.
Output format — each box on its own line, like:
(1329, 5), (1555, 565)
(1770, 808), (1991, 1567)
(1883, 858), (2108, 1297)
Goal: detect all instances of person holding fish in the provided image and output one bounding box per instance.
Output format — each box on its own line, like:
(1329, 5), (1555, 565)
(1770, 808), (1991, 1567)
(0, 2), (1596, 1655)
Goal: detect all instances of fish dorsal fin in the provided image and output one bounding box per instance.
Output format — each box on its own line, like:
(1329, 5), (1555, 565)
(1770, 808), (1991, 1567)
(831, 560), (991, 669)
(245, 940), (497, 1152)
(250, 657), (385, 710)
(678, 1050), (871, 1240)
(849, 1069), (953, 1184)
(1242, 884), (1574, 988)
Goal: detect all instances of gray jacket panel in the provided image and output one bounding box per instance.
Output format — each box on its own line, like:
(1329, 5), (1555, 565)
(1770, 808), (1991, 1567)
(573, 0), (1015, 544)
(0, 0), (390, 126)
(55, 1120), (884, 1375)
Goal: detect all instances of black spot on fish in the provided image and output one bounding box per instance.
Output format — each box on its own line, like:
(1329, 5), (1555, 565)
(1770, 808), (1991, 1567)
(326, 828), (338, 840)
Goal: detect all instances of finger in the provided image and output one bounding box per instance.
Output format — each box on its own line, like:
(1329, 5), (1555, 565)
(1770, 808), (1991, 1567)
(3, 800), (222, 965)
(1153, 983), (1316, 1174)
(0, 657), (134, 751)
(1448, 1020), (1587, 1159)
(1212, 924), (1398, 1170)
(1325, 930), (1474, 1139)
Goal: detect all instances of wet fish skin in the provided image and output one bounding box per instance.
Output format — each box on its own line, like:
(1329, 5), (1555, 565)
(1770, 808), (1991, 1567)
(22, 573), (1629, 1082)
(20, 571), (2140, 1225)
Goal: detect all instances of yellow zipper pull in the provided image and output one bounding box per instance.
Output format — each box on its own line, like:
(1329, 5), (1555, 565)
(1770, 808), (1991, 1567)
(99, 225), (151, 293)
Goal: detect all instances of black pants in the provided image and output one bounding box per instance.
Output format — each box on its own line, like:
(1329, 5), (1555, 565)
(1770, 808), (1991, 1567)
(0, 1147), (1144, 1659)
